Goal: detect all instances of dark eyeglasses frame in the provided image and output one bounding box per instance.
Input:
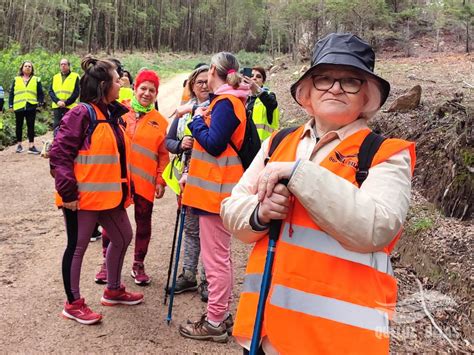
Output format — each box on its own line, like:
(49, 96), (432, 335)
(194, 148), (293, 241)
(311, 75), (365, 94)
(194, 80), (208, 87)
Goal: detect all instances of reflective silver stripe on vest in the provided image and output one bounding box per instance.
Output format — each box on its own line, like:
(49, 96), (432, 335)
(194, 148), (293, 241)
(255, 123), (275, 133)
(130, 165), (156, 185)
(75, 155), (119, 164)
(172, 165), (182, 180)
(186, 175), (236, 194)
(132, 143), (158, 161)
(270, 284), (389, 334)
(242, 273), (263, 293)
(280, 223), (393, 275)
(77, 182), (121, 192)
(192, 149), (241, 167)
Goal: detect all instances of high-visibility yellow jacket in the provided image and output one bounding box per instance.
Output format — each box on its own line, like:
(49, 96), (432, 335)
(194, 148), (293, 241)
(13, 76), (39, 111)
(251, 93), (279, 141)
(51, 72), (80, 109)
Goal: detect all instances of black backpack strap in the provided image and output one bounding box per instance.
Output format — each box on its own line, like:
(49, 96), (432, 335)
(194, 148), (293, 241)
(264, 126), (298, 165)
(356, 131), (386, 187)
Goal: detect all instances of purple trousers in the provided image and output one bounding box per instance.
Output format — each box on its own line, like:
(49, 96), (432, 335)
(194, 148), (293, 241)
(62, 207), (132, 303)
(101, 194), (153, 263)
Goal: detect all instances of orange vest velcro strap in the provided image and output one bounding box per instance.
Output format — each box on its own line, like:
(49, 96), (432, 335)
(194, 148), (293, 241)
(130, 165), (156, 185)
(74, 155), (119, 164)
(77, 182), (121, 192)
(269, 284), (389, 334)
(186, 175), (236, 194)
(191, 149), (242, 167)
(131, 142), (158, 161)
(280, 223), (393, 275)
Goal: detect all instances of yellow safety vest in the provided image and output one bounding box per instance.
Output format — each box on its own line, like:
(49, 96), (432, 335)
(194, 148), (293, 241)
(51, 72), (80, 109)
(162, 113), (193, 195)
(13, 76), (38, 111)
(118, 87), (134, 103)
(251, 90), (280, 142)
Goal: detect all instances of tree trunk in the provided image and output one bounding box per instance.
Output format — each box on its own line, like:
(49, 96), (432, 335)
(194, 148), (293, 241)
(61, 4), (67, 54)
(113, 0), (119, 53)
(466, 21), (470, 53)
(87, 0), (96, 53)
(157, 0), (163, 50)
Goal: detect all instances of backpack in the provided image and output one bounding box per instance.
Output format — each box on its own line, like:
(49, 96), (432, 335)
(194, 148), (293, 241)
(229, 116), (261, 170)
(266, 127), (386, 187)
(53, 103), (98, 138)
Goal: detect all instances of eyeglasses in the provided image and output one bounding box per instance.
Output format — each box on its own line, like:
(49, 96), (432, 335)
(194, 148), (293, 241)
(311, 75), (365, 94)
(195, 80), (208, 87)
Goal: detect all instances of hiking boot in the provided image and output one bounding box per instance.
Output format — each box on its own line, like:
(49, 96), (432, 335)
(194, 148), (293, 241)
(27, 146), (40, 155)
(172, 269), (197, 294)
(179, 314), (228, 343)
(187, 313), (233, 335)
(16, 144), (23, 153)
(101, 286), (143, 306)
(197, 280), (209, 302)
(223, 313), (234, 335)
(130, 262), (151, 286)
(94, 262), (107, 284)
(62, 298), (102, 325)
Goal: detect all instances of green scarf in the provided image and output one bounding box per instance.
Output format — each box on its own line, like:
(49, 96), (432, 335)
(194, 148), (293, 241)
(131, 96), (154, 114)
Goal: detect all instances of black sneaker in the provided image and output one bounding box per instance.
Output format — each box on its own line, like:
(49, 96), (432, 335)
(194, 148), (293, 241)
(90, 227), (102, 242)
(16, 144), (23, 153)
(171, 269), (198, 294)
(27, 146), (40, 155)
(198, 280), (209, 302)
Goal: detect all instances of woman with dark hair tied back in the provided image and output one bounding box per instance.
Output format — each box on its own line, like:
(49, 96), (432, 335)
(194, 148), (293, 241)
(49, 56), (143, 325)
(178, 52), (250, 343)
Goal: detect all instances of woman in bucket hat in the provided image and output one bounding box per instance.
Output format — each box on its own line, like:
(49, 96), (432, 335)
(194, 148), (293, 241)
(221, 33), (416, 354)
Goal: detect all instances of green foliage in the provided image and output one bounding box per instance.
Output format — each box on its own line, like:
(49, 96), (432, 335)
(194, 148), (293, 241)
(0, 44), (81, 94)
(0, 110), (51, 149)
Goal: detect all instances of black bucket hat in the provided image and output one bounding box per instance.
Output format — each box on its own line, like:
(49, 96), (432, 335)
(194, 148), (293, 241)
(290, 33), (390, 107)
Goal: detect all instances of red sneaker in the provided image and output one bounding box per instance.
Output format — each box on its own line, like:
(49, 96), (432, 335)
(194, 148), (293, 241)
(62, 298), (102, 325)
(131, 262), (151, 286)
(94, 262), (107, 284)
(101, 286), (144, 306)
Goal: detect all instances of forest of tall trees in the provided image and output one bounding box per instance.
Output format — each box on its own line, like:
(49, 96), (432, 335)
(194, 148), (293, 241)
(0, 0), (472, 56)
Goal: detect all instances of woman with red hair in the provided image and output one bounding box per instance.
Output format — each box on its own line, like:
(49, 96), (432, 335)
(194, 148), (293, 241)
(95, 70), (169, 286)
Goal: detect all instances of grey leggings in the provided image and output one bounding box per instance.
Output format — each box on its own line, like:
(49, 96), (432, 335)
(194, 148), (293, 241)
(182, 209), (206, 282)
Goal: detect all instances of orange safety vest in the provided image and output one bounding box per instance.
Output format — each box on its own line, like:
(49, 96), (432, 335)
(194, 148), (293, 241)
(55, 104), (132, 210)
(182, 94), (246, 213)
(233, 126), (416, 354)
(124, 108), (168, 202)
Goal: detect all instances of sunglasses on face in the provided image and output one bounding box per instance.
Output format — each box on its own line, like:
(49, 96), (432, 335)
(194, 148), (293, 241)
(311, 75), (365, 94)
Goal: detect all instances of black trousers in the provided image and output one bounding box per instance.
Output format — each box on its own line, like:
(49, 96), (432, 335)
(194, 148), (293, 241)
(53, 107), (69, 130)
(243, 346), (265, 355)
(15, 109), (36, 143)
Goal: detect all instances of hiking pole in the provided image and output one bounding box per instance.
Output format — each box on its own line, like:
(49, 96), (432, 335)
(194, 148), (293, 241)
(250, 180), (288, 355)
(166, 206), (187, 324)
(163, 205), (181, 305)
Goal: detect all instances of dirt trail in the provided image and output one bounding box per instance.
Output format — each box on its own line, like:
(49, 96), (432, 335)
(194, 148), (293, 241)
(0, 74), (246, 353)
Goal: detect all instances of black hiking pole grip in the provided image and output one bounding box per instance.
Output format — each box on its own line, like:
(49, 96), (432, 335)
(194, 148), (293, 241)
(250, 179), (288, 354)
(164, 206), (181, 305)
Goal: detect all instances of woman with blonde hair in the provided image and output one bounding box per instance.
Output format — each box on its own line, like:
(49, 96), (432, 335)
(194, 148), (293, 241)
(178, 52), (250, 343)
(221, 33), (416, 353)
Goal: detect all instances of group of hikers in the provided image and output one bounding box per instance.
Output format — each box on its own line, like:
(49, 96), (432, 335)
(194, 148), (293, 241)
(18, 32), (416, 353)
